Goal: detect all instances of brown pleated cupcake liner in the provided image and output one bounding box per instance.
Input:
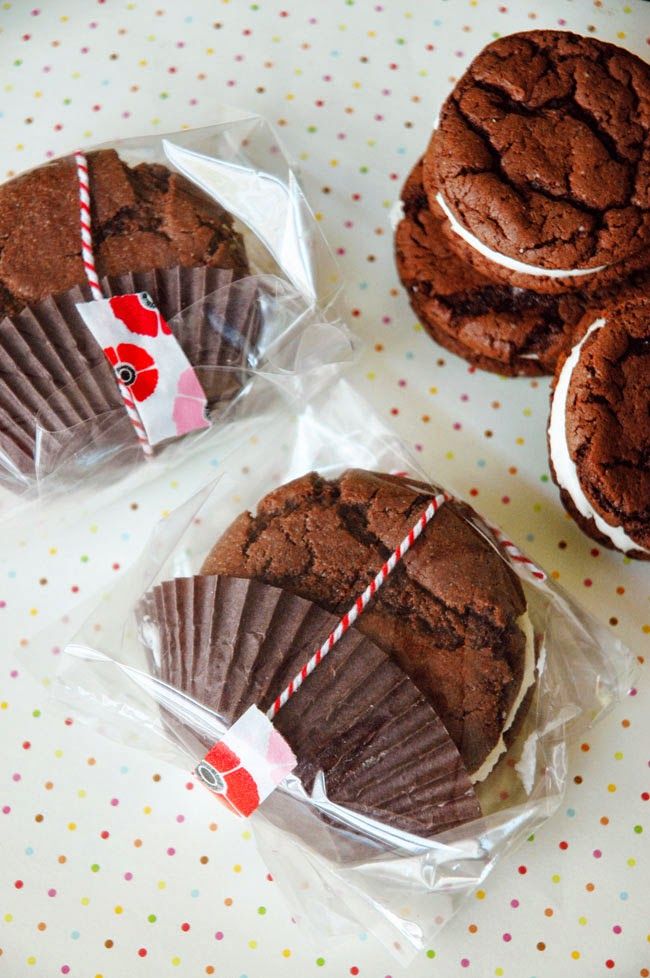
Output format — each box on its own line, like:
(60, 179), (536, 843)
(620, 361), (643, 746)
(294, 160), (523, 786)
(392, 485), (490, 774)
(0, 434), (32, 489)
(0, 265), (260, 485)
(170, 272), (260, 404)
(142, 574), (482, 838)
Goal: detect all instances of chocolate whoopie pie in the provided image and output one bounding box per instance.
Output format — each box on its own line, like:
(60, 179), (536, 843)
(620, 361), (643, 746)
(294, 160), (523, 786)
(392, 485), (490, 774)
(0, 148), (249, 322)
(201, 469), (537, 781)
(548, 296), (650, 559)
(427, 31), (650, 289)
(396, 160), (589, 376)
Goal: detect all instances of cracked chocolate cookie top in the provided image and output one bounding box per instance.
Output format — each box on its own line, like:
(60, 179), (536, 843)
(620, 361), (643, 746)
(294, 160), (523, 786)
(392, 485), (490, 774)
(563, 297), (650, 552)
(428, 31), (650, 271)
(0, 149), (249, 322)
(201, 469), (529, 776)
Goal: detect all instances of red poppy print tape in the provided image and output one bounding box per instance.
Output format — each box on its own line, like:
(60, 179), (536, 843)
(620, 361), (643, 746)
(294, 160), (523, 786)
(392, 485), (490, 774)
(195, 706), (297, 817)
(76, 292), (211, 447)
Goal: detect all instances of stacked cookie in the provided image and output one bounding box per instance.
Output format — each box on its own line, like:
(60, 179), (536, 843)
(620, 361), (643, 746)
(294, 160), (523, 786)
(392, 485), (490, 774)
(396, 30), (650, 558)
(396, 30), (650, 378)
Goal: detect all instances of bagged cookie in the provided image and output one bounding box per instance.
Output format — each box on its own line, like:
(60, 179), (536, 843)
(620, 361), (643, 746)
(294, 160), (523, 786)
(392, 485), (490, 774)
(50, 376), (633, 963)
(0, 111), (341, 503)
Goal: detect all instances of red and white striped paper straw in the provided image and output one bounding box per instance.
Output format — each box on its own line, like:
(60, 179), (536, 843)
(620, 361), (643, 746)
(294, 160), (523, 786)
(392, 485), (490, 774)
(392, 470), (545, 581)
(481, 516), (547, 582)
(267, 491), (450, 720)
(74, 152), (104, 302)
(74, 151), (153, 457)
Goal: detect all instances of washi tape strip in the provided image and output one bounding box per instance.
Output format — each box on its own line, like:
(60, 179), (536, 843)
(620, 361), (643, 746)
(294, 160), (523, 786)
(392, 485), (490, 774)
(196, 705), (297, 816)
(76, 293), (211, 445)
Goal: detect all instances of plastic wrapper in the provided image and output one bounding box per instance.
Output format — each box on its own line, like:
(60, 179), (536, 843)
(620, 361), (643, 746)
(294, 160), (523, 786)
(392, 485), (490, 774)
(0, 110), (342, 511)
(50, 374), (635, 963)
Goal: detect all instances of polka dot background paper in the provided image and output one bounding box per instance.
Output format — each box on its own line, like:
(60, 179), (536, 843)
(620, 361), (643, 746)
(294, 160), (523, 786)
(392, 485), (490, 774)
(1, 1), (650, 976)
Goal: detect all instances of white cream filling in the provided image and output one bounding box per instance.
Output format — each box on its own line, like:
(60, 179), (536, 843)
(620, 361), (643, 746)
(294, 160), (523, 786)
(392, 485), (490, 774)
(471, 611), (536, 783)
(435, 192), (608, 280)
(389, 199), (405, 231)
(548, 317), (649, 555)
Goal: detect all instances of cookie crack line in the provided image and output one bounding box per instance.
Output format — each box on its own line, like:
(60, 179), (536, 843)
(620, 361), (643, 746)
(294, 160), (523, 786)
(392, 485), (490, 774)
(614, 335), (650, 365)
(474, 31), (647, 117)
(451, 284), (573, 325)
(599, 456), (650, 476)
(468, 73), (641, 170)
(554, 45), (647, 139)
(470, 38), (643, 156)
(334, 491), (517, 655)
(453, 99), (615, 239)
(583, 475), (650, 526)
(242, 513), (272, 562)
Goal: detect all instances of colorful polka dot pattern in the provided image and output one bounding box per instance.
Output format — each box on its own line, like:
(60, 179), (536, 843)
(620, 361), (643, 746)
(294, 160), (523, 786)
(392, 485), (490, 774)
(0, 1), (649, 975)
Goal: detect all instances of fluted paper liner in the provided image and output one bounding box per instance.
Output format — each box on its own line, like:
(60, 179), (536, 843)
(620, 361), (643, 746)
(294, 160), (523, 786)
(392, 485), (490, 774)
(143, 574), (482, 837)
(0, 266), (261, 485)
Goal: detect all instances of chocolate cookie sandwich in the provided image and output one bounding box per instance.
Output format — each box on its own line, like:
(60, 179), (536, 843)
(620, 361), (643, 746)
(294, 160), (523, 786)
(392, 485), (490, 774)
(0, 148), (249, 321)
(201, 469), (537, 783)
(426, 31), (650, 296)
(396, 160), (588, 376)
(143, 575), (482, 837)
(548, 295), (650, 559)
